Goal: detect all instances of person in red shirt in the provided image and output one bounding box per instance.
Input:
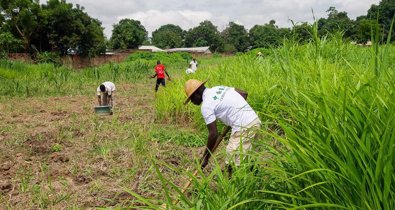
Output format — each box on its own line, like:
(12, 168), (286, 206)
(151, 60), (171, 92)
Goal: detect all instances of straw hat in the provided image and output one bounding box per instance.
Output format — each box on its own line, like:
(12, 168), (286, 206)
(184, 79), (208, 104)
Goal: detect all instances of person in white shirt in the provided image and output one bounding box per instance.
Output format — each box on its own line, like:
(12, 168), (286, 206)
(189, 58), (198, 72)
(185, 68), (195, 74)
(184, 79), (261, 175)
(256, 51), (264, 60)
(97, 81), (116, 106)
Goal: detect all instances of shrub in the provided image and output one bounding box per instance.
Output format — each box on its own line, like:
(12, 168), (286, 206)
(36, 52), (62, 66)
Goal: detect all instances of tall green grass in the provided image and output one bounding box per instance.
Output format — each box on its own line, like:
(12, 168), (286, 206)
(149, 35), (395, 209)
(0, 52), (192, 97)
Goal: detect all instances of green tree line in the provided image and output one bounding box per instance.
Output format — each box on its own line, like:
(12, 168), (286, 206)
(1, 0), (394, 58)
(0, 0), (106, 57)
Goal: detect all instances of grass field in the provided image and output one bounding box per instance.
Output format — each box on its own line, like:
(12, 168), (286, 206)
(154, 37), (395, 209)
(1, 37), (394, 209)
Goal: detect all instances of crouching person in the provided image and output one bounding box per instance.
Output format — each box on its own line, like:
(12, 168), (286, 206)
(97, 81), (116, 106)
(184, 79), (261, 175)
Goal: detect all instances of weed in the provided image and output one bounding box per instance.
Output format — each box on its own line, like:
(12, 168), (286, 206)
(51, 143), (63, 152)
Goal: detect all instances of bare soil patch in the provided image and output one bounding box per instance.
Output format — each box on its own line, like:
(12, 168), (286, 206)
(0, 82), (200, 209)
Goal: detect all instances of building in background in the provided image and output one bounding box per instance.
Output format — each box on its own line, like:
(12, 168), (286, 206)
(138, 45), (165, 52)
(166, 47), (211, 55)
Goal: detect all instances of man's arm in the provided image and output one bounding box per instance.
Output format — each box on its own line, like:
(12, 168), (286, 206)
(200, 121), (218, 169)
(235, 88), (248, 100)
(97, 95), (101, 106)
(165, 70), (171, 80)
(150, 73), (157, 78)
(108, 95), (112, 106)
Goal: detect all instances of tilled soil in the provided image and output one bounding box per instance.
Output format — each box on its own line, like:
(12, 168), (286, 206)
(0, 83), (202, 209)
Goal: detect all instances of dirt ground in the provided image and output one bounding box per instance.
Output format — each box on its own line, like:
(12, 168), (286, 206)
(0, 82), (203, 209)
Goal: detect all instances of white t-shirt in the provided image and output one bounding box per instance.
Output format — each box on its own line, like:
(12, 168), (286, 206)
(201, 86), (259, 133)
(97, 81), (116, 96)
(186, 68), (195, 74)
(190, 60), (198, 71)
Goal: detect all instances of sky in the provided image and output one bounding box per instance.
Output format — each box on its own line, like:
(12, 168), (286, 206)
(66, 0), (381, 38)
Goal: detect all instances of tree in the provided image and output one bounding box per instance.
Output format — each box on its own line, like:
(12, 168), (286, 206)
(72, 13), (106, 56)
(249, 20), (287, 49)
(185, 20), (224, 52)
(221, 22), (249, 52)
(351, 16), (379, 43)
(367, 0), (395, 42)
(278, 27), (291, 41)
(0, 31), (23, 53)
(35, 0), (106, 56)
(110, 18), (147, 49)
(0, 0), (40, 52)
(291, 22), (313, 43)
(0, 9), (4, 28)
(317, 7), (354, 38)
(0, 0), (106, 56)
(152, 24), (184, 49)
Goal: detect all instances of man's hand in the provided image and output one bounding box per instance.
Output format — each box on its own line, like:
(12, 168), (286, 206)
(109, 96), (113, 107)
(199, 121), (218, 170)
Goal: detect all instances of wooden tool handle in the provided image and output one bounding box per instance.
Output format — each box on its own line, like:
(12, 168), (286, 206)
(173, 126), (231, 205)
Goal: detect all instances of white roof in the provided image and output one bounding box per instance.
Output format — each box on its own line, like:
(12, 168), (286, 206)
(166, 47), (211, 53)
(138, 45), (165, 52)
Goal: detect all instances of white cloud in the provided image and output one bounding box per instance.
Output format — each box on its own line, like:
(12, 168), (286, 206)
(66, 0), (381, 38)
(120, 10), (213, 34)
(334, 0), (378, 18)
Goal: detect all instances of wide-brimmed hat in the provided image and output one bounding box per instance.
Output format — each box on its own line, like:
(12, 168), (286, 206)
(184, 79), (208, 105)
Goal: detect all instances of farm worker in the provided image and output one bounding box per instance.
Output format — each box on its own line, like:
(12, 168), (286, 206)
(97, 81), (115, 106)
(184, 79), (261, 174)
(186, 67), (195, 74)
(256, 51), (263, 60)
(189, 57), (198, 72)
(150, 60), (171, 92)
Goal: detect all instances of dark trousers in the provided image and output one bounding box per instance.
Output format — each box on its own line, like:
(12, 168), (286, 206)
(155, 78), (166, 92)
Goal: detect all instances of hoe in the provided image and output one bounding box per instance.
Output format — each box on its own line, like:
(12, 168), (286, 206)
(162, 126), (231, 209)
